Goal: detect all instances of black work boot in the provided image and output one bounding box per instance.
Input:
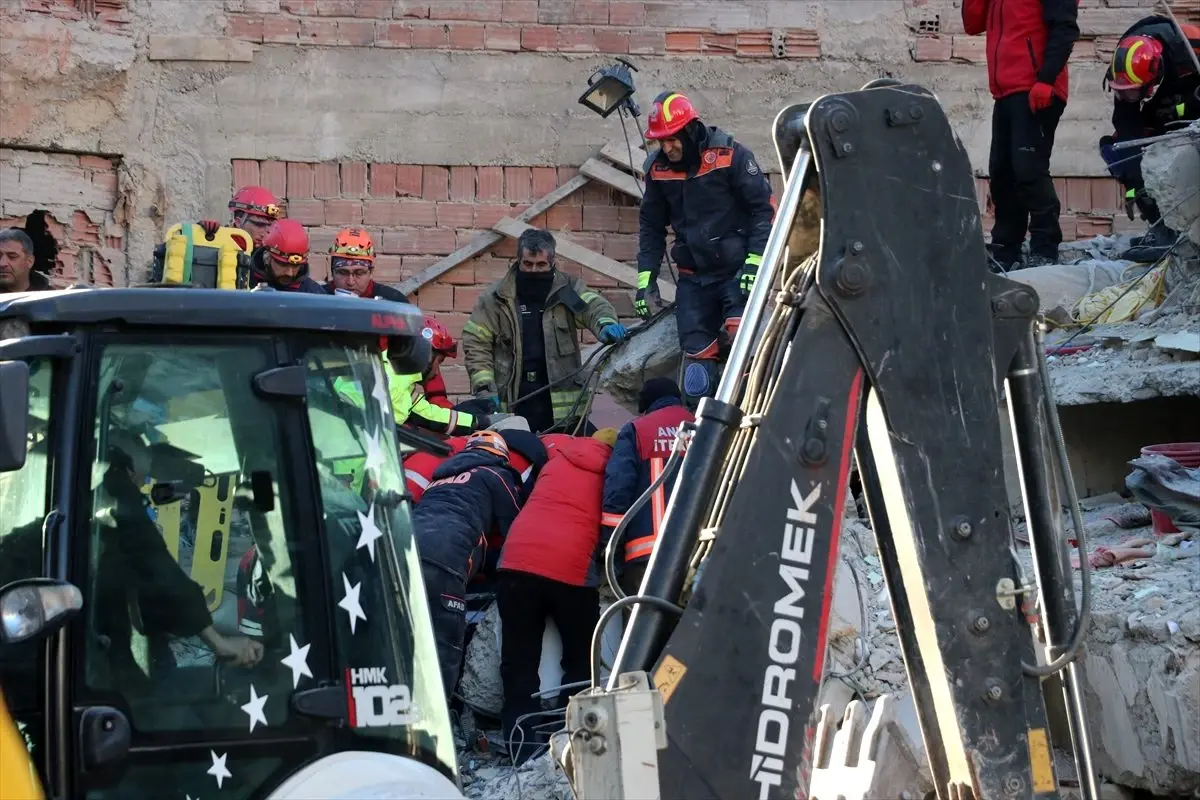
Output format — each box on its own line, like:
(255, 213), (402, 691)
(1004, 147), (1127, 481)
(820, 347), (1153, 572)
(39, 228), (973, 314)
(1024, 252), (1059, 268)
(1121, 223), (1178, 263)
(986, 243), (1021, 274)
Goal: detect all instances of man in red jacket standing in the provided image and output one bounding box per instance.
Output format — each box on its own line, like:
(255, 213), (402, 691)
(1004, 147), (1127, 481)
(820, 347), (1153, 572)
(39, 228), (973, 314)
(963, 0), (1079, 272)
(494, 430), (615, 765)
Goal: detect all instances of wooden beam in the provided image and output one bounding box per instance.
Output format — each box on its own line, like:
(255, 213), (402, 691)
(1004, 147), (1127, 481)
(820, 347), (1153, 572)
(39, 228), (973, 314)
(579, 157), (642, 199)
(600, 140), (649, 177)
(492, 217), (676, 302)
(395, 174), (590, 295)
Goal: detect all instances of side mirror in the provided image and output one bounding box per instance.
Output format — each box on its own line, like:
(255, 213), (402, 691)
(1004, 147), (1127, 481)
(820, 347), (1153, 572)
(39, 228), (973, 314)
(0, 360), (30, 473)
(0, 578), (84, 646)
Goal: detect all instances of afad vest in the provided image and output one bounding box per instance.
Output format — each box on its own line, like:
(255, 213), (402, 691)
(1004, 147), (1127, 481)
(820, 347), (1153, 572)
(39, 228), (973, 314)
(624, 405), (694, 563)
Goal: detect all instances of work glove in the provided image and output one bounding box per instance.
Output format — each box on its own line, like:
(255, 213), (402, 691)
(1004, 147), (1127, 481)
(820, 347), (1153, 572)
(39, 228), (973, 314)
(634, 271), (659, 318)
(736, 261), (758, 297)
(599, 323), (628, 344)
(200, 219), (221, 239)
(1028, 82), (1054, 112)
(473, 384), (500, 413)
(1125, 189), (1138, 221)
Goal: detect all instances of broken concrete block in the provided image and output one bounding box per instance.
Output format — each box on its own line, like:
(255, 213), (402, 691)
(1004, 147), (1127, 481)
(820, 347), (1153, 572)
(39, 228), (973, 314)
(148, 36), (254, 63)
(594, 312), (681, 414)
(1143, 129), (1200, 247)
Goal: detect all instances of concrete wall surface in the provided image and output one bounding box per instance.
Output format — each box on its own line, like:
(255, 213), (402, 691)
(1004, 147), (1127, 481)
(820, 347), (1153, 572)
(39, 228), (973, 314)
(1, 0), (1194, 338)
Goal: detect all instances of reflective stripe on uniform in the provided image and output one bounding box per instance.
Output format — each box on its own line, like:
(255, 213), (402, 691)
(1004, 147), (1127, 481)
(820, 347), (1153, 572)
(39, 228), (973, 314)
(407, 471), (430, 490)
(463, 320), (494, 342)
(601, 512), (625, 528)
(624, 535), (656, 561)
(626, 456), (667, 562)
(745, 252), (763, 266)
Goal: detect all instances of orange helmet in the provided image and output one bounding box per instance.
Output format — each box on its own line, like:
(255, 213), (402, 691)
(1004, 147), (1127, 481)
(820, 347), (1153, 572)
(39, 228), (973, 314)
(262, 219), (309, 265)
(422, 316), (458, 359)
(331, 227), (375, 263)
(465, 430), (509, 460)
(1110, 34), (1164, 93)
(229, 185), (281, 223)
(645, 91), (699, 140)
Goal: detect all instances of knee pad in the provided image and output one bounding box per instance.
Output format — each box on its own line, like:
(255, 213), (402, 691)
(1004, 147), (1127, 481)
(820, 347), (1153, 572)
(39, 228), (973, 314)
(682, 355), (720, 410)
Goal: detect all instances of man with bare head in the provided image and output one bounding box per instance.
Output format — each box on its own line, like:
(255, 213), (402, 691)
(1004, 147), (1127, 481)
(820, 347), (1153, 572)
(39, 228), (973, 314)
(0, 228), (49, 293)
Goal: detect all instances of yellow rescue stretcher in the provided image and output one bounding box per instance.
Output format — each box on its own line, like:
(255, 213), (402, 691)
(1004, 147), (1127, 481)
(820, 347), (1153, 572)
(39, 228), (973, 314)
(151, 223), (254, 289)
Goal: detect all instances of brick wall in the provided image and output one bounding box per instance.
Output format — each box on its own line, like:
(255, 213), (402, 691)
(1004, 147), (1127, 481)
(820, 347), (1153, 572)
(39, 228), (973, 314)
(0, 148), (125, 285)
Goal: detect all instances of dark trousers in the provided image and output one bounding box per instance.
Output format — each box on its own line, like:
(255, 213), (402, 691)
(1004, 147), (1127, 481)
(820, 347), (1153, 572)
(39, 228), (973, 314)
(674, 273), (745, 357)
(422, 560), (471, 702)
(513, 376), (555, 433)
(988, 93), (1065, 261)
(496, 570), (599, 765)
(618, 560), (648, 627)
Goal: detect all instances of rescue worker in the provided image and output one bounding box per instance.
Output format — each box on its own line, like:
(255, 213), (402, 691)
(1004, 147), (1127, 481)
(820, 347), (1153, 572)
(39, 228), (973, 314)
(404, 420), (548, 504)
(636, 91), (775, 408)
(601, 378), (693, 599)
(227, 185), (281, 248)
(462, 229), (626, 434)
(962, 0), (1079, 272)
(249, 219), (329, 294)
(419, 316), (458, 410)
(495, 429), (615, 765)
(325, 227), (410, 302)
(0, 228), (50, 293)
(410, 431), (523, 701)
(1099, 17), (1200, 262)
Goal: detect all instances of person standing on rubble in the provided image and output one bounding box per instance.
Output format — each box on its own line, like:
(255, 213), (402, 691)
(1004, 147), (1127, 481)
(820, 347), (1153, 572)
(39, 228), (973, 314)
(461, 229), (626, 434)
(410, 431), (524, 702)
(601, 378), (693, 599)
(635, 91), (776, 409)
(1099, 16), (1200, 263)
(963, 0), (1079, 272)
(248, 219), (329, 294)
(494, 427), (618, 766)
(325, 227), (410, 303)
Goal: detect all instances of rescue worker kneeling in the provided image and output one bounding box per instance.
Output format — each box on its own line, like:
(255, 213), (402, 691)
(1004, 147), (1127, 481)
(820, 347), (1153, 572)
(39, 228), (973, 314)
(602, 378), (694, 598)
(410, 431), (523, 701)
(494, 428), (617, 766)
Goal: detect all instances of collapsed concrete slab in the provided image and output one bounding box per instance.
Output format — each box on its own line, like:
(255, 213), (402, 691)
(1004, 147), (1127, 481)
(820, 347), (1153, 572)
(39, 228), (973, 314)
(1142, 124), (1200, 248)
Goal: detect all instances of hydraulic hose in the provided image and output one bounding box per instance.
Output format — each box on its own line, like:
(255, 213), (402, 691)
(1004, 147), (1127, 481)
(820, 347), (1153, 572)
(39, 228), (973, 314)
(590, 594), (683, 691)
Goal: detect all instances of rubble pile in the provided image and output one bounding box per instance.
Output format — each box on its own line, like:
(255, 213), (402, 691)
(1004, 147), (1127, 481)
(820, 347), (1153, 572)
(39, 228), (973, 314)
(1141, 122), (1200, 249)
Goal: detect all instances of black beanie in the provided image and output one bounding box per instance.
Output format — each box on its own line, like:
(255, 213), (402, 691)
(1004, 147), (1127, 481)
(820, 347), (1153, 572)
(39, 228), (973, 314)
(638, 377), (681, 413)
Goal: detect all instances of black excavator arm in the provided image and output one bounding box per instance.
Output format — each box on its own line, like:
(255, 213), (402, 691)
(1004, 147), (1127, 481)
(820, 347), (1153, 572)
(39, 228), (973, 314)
(586, 83), (1099, 800)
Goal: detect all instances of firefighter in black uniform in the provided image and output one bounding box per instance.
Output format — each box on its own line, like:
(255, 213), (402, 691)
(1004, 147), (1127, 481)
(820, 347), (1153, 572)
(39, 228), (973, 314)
(1099, 16), (1200, 262)
(635, 91), (775, 408)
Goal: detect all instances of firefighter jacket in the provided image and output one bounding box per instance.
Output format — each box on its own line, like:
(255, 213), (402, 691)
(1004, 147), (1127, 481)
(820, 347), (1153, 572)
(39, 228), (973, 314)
(600, 397), (694, 566)
(962, 0), (1078, 102)
(461, 267), (619, 425)
(637, 125), (775, 282)
(335, 359), (477, 436)
(499, 437), (612, 587)
(410, 449), (523, 580)
(1108, 16), (1200, 144)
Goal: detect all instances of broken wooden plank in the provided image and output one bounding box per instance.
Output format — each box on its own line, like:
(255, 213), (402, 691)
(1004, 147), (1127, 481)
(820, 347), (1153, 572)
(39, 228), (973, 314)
(396, 174), (591, 295)
(492, 217), (676, 303)
(600, 140), (649, 177)
(580, 157), (642, 200)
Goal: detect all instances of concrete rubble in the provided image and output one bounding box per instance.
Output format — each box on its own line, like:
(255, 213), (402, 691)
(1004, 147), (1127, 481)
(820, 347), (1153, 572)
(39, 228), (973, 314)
(1141, 121), (1200, 248)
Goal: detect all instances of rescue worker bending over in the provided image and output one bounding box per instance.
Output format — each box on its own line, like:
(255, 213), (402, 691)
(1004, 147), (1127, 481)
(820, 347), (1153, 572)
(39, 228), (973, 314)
(636, 91), (775, 408)
(601, 378), (694, 599)
(462, 229), (626, 434)
(404, 418), (548, 504)
(410, 431), (523, 701)
(495, 428), (617, 765)
(1099, 16), (1200, 262)
(326, 227), (410, 303)
(249, 219), (329, 294)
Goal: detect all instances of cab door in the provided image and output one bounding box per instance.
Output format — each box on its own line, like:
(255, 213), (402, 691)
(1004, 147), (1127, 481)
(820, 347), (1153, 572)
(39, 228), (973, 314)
(62, 334), (337, 800)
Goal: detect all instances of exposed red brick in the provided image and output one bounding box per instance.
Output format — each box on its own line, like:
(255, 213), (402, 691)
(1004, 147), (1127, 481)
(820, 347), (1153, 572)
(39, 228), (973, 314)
(232, 159), (260, 189)
(951, 34), (986, 62)
(914, 34), (952, 61)
(448, 166), (475, 201)
(501, 0), (537, 22)
(227, 14), (265, 41)
(665, 30), (702, 53)
(570, 0), (609, 24)
(370, 163), (397, 197)
(485, 24), (521, 50)
(393, 1), (430, 19)
(442, 364), (471, 394)
(301, 17), (338, 44)
(373, 254), (405, 282)
(581, 182), (613, 206)
(594, 28), (629, 53)
(474, 203), (509, 228)
(545, 204), (582, 231)
(315, 0), (356, 15)
(381, 229), (421, 254)
(474, 257), (511, 283)
(476, 166), (504, 201)
(262, 15), (300, 42)
(342, 162), (368, 196)
(418, 228), (457, 254)
(437, 202), (475, 228)
(92, 171), (118, 193)
(1075, 215), (1114, 237)
(338, 19), (376, 45)
(442, 262), (476, 284)
(411, 23), (448, 48)
(448, 23), (486, 48)
(602, 234), (637, 262)
(609, 1), (645, 26)
(416, 281), (454, 311)
(617, 206), (638, 234)
(530, 166), (557, 197)
(628, 30), (664, 54)
(536, 0), (573, 23)
(398, 198), (438, 227)
(324, 199), (362, 225)
(287, 198), (325, 225)
(784, 29), (820, 58)
(350, 0), (391, 17)
(557, 26), (597, 52)
(700, 31), (737, 55)
(453, 284), (483, 311)
(375, 21), (412, 47)
(396, 165), (423, 196)
(1090, 178), (1121, 213)
(521, 25), (558, 51)
(422, 166), (449, 201)
(286, 162), (314, 198)
(281, 0), (316, 12)
(260, 161), (287, 196)
(504, 167), (532, 203)
(1064, 177), (1092, 212)
(582, 205), (620, 232)
(363, 199), (405, 226)
(1070, 39), (1097, 62)
(1053, 178), (1068, 203)
(314, 162), (340, 198)
(735, 30), (772, 58)
(428, 0), (502, 20)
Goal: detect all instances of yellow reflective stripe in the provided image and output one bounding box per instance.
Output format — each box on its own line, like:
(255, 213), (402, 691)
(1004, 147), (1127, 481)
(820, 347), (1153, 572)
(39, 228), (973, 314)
(637, 270), (652, 289)
(661, 93), (683, 122)
(1125, 188), (1137, 199)
(1123, 39), (1146, 85)
(1176, 102), (1186, 117)
(470, 369), (495, 385)
(596, 317), (617, 328)
(579, 290), (600, 304)
(745, 253), (763, 267)
(463, 320), (494, 341)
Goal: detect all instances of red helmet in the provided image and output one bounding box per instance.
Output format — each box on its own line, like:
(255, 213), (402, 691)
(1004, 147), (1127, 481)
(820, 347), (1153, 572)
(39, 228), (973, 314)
(1110, 34), (1164, 93)
(229, 186), (281, 223)
(645, 91), (699, 140)
(262, 219), (309, 265)
(422, 316), (458, 359)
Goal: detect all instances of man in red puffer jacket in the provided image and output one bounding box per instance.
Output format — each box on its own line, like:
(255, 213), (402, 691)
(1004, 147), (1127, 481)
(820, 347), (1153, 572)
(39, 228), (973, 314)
(963, 0), (1079, 272)
(493, 428), (617, 765)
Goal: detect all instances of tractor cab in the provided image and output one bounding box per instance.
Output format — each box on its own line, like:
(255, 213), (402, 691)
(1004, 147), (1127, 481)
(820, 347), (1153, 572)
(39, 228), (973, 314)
(0, 288), (461, 800)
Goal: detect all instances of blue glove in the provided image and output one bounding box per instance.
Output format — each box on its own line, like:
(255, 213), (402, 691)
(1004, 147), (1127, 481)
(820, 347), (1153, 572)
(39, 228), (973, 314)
(599, 323), (628, 344)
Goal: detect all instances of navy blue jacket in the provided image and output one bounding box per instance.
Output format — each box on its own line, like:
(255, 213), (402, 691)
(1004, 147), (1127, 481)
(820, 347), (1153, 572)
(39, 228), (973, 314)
(637, 125), (775, 281)
(411, 449), (523, 579)
(249, 248), (331, 294)
(1109, 17), (1200, 146)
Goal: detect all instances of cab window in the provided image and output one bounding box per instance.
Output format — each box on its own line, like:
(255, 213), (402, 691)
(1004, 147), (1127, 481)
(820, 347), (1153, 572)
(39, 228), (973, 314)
(78, 340), (325, 798)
